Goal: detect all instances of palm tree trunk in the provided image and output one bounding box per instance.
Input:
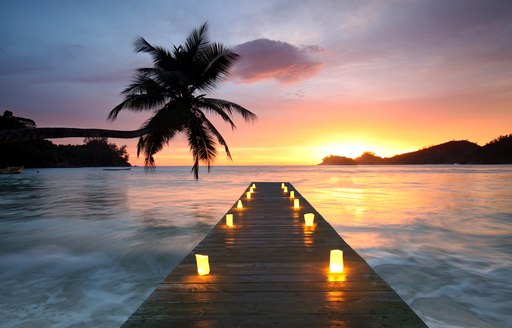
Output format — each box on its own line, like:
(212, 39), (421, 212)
(0, 127), (150, 143)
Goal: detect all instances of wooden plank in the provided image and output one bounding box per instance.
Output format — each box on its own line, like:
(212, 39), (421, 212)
(122, 182), (427, 327)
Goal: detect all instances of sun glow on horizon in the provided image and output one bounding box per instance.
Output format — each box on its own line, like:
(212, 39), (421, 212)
(143, 142), (414, 167)
(311, 140), (410, 161)
(315, 142), (375, 159)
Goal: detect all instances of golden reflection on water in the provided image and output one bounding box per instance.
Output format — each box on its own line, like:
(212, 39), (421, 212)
(341, 232), (382, 249)
(309, 174), (470, 250)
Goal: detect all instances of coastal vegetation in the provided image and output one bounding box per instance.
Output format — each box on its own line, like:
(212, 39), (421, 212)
(0, 111), (130, 168)
(320, 136), (512, 165)
(0, 23), (255, 178)
(0, 138), (130, 168)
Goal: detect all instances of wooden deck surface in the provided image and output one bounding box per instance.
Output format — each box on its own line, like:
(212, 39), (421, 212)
(122, 182), (427, 327)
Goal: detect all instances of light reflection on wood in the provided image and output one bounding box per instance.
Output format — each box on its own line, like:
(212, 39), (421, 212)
(326, 266), (348, 282)
(302, 225), (315, 248)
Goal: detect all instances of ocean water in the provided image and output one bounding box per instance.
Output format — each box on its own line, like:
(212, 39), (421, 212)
(0, 165), (511, 327)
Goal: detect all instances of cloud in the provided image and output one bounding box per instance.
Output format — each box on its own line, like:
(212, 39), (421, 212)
(231, 39), (325, 84)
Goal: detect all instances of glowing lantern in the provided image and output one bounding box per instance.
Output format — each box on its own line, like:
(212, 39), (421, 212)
(195, 254), (210, 275)
(283, 186), (288, 193)
(290, 191), (295, 199)
(250, 187), (254, 193)
(246, 191), (251, 199)
(281, 183), (285, 189)
(251, 183), (256, 189)
(330, 249), (344, 273)
(294, 198), (300, 209)
(237, 200), (243, 208)
(304, 213), (315, 226)
(226, 214), (233, 227)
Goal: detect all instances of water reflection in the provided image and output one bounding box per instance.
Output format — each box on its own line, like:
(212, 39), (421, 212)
(1, 166), (511, 328)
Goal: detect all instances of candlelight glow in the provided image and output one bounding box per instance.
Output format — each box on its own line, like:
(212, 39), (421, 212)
(294, 198), (300, 209)
(283, 186), (288, 193)
(237, 200), (243, 209)
(195, 254), (210, 276)
(281, 183), (285, 189)
(304, 213), (315, 227)
(226, 214), (233, 227)
(251, 183), (256, 189)
(330, 249), (344, 273)
(290, 191), (295, 199)
(327, 273), (347, 282)
(246, 191), (251, 199)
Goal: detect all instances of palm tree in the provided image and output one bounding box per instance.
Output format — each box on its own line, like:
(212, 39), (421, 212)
(0, 23), (255, 178)
(108, 22), (255, 178)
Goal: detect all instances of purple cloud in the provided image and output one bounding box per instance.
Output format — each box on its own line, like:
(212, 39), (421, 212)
(232, 39), (325, 84)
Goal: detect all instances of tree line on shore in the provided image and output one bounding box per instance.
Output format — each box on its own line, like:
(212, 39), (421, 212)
(0, 110), (130, 168)
(321, 135), (512, 165)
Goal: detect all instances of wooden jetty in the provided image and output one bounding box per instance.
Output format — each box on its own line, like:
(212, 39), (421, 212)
(122, 182), (427, 327)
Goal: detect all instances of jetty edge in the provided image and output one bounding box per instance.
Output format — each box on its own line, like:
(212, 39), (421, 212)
(121, 181), (427, 327)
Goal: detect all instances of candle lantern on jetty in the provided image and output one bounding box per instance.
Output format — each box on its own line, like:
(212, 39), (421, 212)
(226, 214), (233, 227)
(237, 200), (243, 208)
(294, 198), (300, 209)
(330, 250), (344, 273)
(290, 191), (295, 199)
(304, 213), (315, 226)
(195, 254), (210, 276)
(246, 191), (252, 199)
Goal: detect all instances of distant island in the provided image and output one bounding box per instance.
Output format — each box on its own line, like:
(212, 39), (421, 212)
(320, 134), (512, 165)
(0, 111), (131, 168)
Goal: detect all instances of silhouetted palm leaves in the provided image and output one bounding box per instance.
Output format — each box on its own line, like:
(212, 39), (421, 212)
(109, 22), (255, 178)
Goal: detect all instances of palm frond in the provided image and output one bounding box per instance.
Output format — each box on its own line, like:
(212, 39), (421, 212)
(196, 100), (237, 129)
(120, 73), (165, 95)
(134, 36), (176, 70)
(108, 94), (166, 121)
(184, 22), (209, 55)
(186, 116), (218, 179)
(195, 109), (232, 160)
(108, 75), (167, 120)
(136, 102), (189, 167)
(136, 67), (188, 90)
(197, 43), (239, 92)
(202, 98), (257, 122)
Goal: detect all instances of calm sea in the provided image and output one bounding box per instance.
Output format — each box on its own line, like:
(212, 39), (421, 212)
(1, 166), (511, 327)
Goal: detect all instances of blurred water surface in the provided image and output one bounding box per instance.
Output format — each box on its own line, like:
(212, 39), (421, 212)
(0, 166), (511, 327)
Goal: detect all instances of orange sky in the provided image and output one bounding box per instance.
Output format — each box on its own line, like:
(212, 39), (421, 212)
(120, 87), (511, 166)
(2, 1), (511, 167)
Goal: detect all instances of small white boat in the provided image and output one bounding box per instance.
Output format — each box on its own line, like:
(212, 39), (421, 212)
(102, 168), (132, 171)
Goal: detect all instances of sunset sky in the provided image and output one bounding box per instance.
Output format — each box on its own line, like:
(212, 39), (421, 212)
(1, 0), (511, 166)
